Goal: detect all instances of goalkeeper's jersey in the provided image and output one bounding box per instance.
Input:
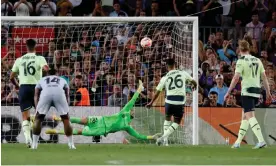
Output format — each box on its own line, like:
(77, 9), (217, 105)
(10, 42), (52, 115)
(86, 92), (148, 140)
(156, 69), (193, 105)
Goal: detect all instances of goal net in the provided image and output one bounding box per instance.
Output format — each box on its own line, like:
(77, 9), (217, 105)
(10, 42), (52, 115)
(1, 17), (198, 145)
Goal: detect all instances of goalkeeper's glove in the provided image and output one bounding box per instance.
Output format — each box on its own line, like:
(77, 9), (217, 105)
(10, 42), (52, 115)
(147, 133), (162, 140)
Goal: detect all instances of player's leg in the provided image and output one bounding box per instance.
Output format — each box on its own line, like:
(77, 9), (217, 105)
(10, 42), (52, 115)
(53, 115), (88, 125)
(232, 112), (249, 148)
(162, 104), (183, 138)
(18, 85), (35, 147)
(243, 96), (266, 149)
(60, 114), (76, 149)
(163, 103), (172, 146)
(31, 113), (46, 149)
(53, 95), (76, 149)
(46, 128), (82, 135)
(31, 97), (51, 149)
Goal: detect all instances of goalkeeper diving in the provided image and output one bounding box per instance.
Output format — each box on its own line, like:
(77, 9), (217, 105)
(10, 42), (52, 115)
(46, 80), (161, 140)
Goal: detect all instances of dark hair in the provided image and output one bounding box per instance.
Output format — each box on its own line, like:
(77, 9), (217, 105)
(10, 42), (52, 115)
(166, 58), (175, 67)
(48, 68), (56, 75)
(252, 10), (259, 16)
(75, 75), (82, 79)
(26, 39), (36, 51)
(209, 91), (218, 96)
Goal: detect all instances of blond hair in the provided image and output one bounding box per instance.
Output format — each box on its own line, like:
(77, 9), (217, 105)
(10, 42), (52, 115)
(239, 40), (250, 52)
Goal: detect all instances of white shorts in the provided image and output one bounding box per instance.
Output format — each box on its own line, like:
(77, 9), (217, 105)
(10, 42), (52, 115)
(36, 93), (68, 115)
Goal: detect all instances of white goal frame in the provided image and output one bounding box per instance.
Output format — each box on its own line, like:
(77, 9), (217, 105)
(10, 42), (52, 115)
(1, 16), (199, 145)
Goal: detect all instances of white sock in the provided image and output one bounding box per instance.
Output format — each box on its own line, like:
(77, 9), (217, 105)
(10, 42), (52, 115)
(248, 117), (265, 143)
(235, 120), (249, 144)
(67, 135), (74, 146)
(162, 123), (179, 138)
(32, 134), (40, 149)
(22, 120), (32, 144)
(163, 120), (171, 144)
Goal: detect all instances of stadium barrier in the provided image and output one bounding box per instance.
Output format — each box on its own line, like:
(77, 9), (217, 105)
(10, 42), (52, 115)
(1, 106), (275, 145)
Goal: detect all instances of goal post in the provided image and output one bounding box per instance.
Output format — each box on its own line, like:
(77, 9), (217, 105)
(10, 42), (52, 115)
(1, 16), (199, 145)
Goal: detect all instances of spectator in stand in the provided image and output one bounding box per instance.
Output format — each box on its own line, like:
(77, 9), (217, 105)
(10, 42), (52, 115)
(252, 0), (269, 23)
(1, 80), (11, 104)
(205, 51), (219, 71)
(91, 0), (105, 16)
(13, 0), (33, 16)
(227, 19), (245, 45)
(217, 39), (237, 65)
(198, 91), (204, 107)
(246, 11), (264, 41)
(109, 1), (127, 17)
(57, 0), (72, 16)
(108, 84), (127, 106)
(260, 50), (270, 67)
(266, 63), (275, 80)
(202, 0), (223, 26)
(1, 46), (17, 70)
(53, 50), (62, 70)
(36, 0), (56, 16)
(218, 0), (232, 27)
(173, 0), (196, 16)
(134, 0), (143, 16)
(267, 29), (276, 65)
(123, 72), (136, 97)
(1, 38), (21, 59)
(43, 40), (55, 65)
(70, 42), (82, 62)
(73, 75), (90, 106)
(139, 9), (146, 16)
(185, 88), (193, 107)
(261, 25), (272, 49)
(203, 91), (222, 107)
(266, 11), (276, 29)
(1, 0), (13, 16)
(223, 93), (241, 107)
(148, 0), (161, 16)
(268, 79), (276, 107)
(209, 74), (228, 105)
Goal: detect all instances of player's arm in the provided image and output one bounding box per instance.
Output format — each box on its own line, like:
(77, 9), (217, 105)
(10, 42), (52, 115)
(184, 71), (197, 91)
(64, 83), (70, 104)
(10, 59), (19, 89)
(260, 63), (272, 101)
(73, 92), (82, 106)
(225, 60), (242, 100)
(120, 80), (143, 113)
(40, 56), (49, 76)
(34, 83), (42, 109)
(125, 126), (160, 140)
(146, 77), (165, 108)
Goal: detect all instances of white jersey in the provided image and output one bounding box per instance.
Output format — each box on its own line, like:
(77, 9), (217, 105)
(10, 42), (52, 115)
(36, 75), (68, 97)
(36, 75), (69, 115)
(156, 69), (193, 105)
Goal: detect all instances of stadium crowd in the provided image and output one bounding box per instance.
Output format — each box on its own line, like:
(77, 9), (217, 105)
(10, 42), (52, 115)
(1, 0), (276, 108)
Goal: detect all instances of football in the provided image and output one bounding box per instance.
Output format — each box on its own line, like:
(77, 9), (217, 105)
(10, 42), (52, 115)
(140, 37), (152, 48)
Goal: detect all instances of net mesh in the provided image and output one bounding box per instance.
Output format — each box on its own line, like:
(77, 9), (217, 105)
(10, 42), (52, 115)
(1, 20), (194, 144)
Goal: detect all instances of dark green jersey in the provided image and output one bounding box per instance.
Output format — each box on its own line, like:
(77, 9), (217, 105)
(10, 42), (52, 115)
(83, 92), (148, 140)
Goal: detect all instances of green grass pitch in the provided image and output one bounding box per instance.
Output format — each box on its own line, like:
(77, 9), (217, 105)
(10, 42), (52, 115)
(2, 144), (276, 165)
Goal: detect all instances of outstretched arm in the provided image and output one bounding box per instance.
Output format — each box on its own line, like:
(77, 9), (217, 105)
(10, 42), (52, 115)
(125, 126), (160, 140)
(121, 80), (143, 113)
